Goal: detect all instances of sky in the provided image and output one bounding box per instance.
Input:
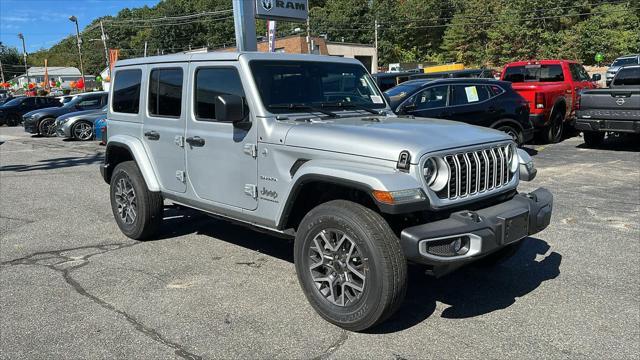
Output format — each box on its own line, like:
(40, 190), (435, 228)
(0, 0), (161, 52)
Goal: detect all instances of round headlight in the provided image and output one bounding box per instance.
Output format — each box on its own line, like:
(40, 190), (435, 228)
(423, 157), (449, 192)
(505, 144), (518, 173)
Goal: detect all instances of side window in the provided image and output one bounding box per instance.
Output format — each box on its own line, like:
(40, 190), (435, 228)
(77, 96), (101, 109)
(112, 69), (142, 114)
(578, 65), (591, 81)
(412, 86), (448, 110)
(488, 85), (505, 97)
(451, 84), (490, 106)
(569, 64), (581, 81)
(194, 68), (245, 122)
(149, 68), (183, 118)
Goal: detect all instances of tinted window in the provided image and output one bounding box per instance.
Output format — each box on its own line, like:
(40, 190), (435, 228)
(451, 85), (491, 105)
(23, 98), (36, 106)
(195, 68), (245, 121)
(503, 65), (564, 82)
(413, 85), (448, 110)
(77, 95), (102, 109)
(569, 64), (590, 82)
(613, 67), (640, 86)
(612, 57), (639, 67)
(112, 69), (142, 114)
(149, 68), (183, 117)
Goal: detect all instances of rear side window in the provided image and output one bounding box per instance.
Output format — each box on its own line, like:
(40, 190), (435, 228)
(194, 68), (245, 122)
(450, 85), (491, 105)
(112, 69), (142, 114)
(613, 67), (640, 86)
(503, 65), (564, 82)
(149, 68), (183, 118)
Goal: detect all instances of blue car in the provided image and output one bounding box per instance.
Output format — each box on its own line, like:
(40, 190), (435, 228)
(93, 114), (107, 144)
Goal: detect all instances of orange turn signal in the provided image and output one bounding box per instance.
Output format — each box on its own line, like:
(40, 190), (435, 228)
(372, 190), (395, 205)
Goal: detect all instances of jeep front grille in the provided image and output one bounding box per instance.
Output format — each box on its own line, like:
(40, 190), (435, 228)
(437, 146), (513, 200)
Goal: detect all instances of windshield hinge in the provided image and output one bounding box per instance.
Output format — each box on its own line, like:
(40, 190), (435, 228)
(243, 143), (257, 158)
(244, 184), (258, 199)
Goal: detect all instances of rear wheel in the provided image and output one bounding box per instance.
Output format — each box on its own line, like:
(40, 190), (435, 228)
(72, 121), (94, 141)
(38, 117), (56, 137)
(110, 161), (163, 240)
(294, 200), (407, 331)
(540, 111), (564, 144)
(583, 131), (605, 147)
(496, 124), (524, 146)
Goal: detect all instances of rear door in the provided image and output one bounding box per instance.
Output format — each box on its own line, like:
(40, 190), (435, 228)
(142, 64), (188, 193)
(185, 63), (258, 210)
(446, 84), (494, 125)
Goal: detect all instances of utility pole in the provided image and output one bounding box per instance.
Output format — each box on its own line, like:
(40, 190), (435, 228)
(99, 21), (110, 78)
(232, 0), (257, 51)
(373, 19), (379, 74)
(306, 18), (311, 54)
(0, 59), (5, 83)
(17, 33), (30, 86)
(69, 16), (86, 89)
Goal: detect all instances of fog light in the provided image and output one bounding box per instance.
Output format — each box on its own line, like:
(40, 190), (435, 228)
(452, 238), (463, 252)
(451, 236), (470, 255)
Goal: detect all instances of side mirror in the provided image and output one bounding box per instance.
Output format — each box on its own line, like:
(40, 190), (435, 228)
(591, 73), (601, 82)
(517, 148), (537, 181)
(215, 94), (249, 128)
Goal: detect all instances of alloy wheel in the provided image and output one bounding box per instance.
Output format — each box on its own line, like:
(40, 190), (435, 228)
(114, 175), (137, 225)
(308, 228), (367, 307)
(74, 122), (93, 140)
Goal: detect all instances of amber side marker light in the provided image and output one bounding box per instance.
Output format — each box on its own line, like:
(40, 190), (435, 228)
(372, 189), (425, 205)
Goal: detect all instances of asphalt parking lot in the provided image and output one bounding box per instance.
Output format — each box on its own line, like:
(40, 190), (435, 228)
(0, 127), (638, 359)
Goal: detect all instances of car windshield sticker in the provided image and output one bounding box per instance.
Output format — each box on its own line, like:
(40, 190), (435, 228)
(465, 86), (479, 102)
(370, 95), (384, 104)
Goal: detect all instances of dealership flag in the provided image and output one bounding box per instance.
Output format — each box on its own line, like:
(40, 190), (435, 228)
(268, 21), (277, 52)
(44, 59), (49, 90)
(108, 49), (119, 79)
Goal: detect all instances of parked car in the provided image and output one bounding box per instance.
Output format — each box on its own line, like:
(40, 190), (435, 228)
(93, 114), (108, 145)
(576, 65), (640, 146)
(0, 96), (62, 126)
(606, 54), (639, 87)
(385, 78), (532, 145)
(372, 71), (417, 91)
(55, 106), (108, 141)
(23, 92), (108, 136)
(409, 68), (497, 81)
(0, 94), (21, 106)
(501, 60), (599, 143)
(101, 52), (552, 331)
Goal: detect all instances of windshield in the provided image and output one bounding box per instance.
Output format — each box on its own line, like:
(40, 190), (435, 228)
(612, 57), (638, 67)
(503, 64), (564, 83)
(2, 98), (23, 107)
(63, 96), (82, 107)
(384, 82), (423, 105)
(250, 60), (386, 114)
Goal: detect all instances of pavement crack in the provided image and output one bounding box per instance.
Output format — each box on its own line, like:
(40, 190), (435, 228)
(309, 330), (349, 360)
(0, 242), (202, 360)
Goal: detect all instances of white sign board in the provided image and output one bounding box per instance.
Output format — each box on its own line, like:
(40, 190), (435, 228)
(255, 0), (308, 22)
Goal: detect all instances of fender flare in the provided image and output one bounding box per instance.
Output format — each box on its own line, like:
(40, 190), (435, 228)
(275, 159), (425, 229)
(490, 118), (524, 133)
(105, 134), (160, 191)
(550, 98), (567, 120)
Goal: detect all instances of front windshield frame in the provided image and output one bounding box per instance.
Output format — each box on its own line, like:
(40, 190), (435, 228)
(249, 60), (387, 115)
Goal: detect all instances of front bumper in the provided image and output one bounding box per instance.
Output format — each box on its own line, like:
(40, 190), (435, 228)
(56, 122), (72, 138)
(575, 119), (640, 133)
(400, 188), (553, 269)
(23, 117), (38, 133)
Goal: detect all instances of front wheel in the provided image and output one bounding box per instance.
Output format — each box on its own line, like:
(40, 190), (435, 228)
(38, 118), (56, 137)
(72, 121), (94, 141)
(496, 124), (524, 146)
(109, 161), (163, 240)
(294, 200), (407, 331)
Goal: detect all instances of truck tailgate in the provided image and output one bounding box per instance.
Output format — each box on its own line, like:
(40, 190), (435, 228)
(578, 89), (640, 121)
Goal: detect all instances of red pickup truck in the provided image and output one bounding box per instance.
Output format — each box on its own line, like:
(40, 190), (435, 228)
(501, 60), (600, 143)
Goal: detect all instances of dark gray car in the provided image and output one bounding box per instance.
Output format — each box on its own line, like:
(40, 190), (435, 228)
(55, 106), (107, 141)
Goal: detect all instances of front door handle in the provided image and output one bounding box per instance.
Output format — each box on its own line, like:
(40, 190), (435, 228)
(186, 136), (205, 147)
(144, 130), (160, 140)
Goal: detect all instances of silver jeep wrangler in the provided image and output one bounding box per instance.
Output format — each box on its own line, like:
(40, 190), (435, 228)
(101, 52), (552, 331)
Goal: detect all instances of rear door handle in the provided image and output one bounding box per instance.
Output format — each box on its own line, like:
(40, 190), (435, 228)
(144, 130), (160, 140)
(186, 136), (205, 147)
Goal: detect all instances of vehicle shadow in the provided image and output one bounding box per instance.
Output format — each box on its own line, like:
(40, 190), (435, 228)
(370, 237), (561, 333)
(0, 153), (104, 172)
(575, 134), (640, 152)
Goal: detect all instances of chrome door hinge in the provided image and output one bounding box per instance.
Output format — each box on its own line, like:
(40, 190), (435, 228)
(244, 184), (257, 199)
(174, 135), (184, 148)
(243, 143), (257, 158)
(176, 170), (185, 183)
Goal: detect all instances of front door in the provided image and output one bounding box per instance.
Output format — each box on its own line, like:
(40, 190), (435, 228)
(142, 64), (187, 193)
(402, 85), (449, 118)
(185, 63), (258, 210)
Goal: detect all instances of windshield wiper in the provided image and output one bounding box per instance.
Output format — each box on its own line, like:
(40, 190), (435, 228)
(319, 101), (381, 115)
(268, 103), (339, 118)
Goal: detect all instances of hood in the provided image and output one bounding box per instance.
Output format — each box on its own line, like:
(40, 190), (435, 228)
(57, 108), (105, 122)
(284, 116), (511, 162)
(28, 106), (75, 118)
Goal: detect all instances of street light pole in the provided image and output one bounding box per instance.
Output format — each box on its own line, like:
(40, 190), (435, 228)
(17, 33), (30, 86)
(69, 16), (86, 89)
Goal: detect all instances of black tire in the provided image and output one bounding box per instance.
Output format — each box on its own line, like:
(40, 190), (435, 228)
(71, 121), (94, 141)
(38, 117), (56, 137)
(6, 114), (21, 127)
(474, 240), (524, 267)
(496, 124), (524, 146)
(539, 111), (564, 144)
(294, 200), (407, 331)
(583, 131), (605, 147)
(109, 161), (163, 240)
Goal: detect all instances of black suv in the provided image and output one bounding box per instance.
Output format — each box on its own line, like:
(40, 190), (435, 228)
(23, 92), (108, 136)
(385, 78), (533, 145)
(0, 96), (62, 126)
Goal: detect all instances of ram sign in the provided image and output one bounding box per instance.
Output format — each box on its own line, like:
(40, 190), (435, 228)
(255, 0), (308, 22)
